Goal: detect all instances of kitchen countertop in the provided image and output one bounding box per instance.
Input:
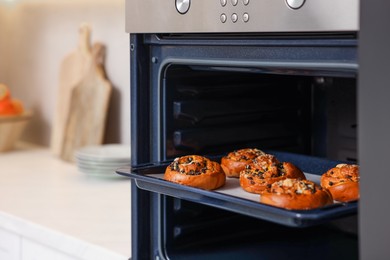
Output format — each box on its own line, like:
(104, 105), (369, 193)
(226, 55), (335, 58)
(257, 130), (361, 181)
(0, 143), (131, 259)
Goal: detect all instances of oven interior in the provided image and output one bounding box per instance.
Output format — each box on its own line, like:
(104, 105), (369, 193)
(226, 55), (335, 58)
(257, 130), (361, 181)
(161, 66), (357, 259)
(162, 199), (357, 260)
(129, 34), (358, 259)
(164, 65), (356, 163)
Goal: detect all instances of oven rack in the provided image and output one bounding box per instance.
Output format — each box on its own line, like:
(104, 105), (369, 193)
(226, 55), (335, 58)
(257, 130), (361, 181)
(116, 152), (358, 228)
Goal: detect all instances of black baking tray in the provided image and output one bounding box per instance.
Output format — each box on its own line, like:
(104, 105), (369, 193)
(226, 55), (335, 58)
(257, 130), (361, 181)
(116, 151), (358, 228)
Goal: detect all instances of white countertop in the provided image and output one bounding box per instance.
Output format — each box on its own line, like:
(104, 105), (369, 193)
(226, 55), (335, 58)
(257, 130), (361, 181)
(0, 143), (131, 259)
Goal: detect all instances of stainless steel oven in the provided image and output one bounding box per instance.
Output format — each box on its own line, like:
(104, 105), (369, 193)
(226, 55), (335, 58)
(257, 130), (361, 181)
(118, 1), (390, 259)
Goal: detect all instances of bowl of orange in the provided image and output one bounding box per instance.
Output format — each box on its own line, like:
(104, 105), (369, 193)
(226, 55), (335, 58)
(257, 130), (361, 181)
(0, 83), (32, 152)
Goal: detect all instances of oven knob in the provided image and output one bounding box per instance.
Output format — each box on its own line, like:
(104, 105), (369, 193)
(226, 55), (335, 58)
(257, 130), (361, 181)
(176, 0), (191, 14)
(220, 13), (227, 23)
(231, 13), (238, 23)
(286, 0), (305, 9)
(243, 13), (249, 23)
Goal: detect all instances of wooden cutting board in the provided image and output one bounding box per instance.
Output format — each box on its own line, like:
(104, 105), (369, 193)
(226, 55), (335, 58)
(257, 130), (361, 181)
(51, 24), (112, 162)
(51, 24), (94, 156)
(60, 43), (112, 162)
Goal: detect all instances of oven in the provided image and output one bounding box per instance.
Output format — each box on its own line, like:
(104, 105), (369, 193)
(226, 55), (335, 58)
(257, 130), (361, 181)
(118, 1), (390, 259)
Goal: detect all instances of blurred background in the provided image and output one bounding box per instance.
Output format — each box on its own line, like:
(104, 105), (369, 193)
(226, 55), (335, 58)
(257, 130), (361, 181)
(0, 0), (129, 147)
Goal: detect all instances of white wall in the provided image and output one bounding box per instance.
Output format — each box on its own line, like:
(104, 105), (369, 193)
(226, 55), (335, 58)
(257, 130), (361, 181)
(0, 0), (130, 146)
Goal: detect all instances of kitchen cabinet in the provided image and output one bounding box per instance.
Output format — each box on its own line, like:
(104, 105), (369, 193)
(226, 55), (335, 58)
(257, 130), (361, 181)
(0, 143), (131, 260)
(0, 227), (84, 260)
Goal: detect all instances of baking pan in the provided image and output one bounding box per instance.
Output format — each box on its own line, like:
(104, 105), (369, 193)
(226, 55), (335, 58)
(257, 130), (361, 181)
(116, 152), (358, 228)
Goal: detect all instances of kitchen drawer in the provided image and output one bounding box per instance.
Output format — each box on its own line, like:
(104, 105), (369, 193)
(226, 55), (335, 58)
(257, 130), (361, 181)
(0, 228), (21, 260)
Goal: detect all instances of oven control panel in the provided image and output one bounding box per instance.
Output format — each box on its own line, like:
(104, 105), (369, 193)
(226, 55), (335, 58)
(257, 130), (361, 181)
(217, 0), (251, 24)
(126, 0), (358, 33)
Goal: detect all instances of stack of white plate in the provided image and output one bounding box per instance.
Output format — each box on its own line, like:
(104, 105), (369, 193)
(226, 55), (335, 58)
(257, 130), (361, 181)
(75, 144), (130, 177)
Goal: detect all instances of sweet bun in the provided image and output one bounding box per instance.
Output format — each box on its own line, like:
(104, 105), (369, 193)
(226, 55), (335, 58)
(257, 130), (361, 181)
(260, 178), (334, 210)
(164, 155), (226, 190)
(240, 154), (306, 194)
(321, 164), (359, 202)
(221, 148), (265, 178)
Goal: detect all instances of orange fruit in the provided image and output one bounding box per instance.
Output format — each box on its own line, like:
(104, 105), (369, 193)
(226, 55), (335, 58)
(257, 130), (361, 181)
(0, 84), (24, 116)
(0, 99), (17, 115)
(11, 99), (24, 114)
(0, 83), (11, 101)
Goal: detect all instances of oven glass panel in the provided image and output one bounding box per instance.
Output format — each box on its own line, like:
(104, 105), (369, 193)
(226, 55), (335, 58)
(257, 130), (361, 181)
(163, 65), (357, 163)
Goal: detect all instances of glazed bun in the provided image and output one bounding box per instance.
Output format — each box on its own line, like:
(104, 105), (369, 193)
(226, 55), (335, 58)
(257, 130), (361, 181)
(321, 164), (359, 202)
(240, 154), (306, 194)
(164, 155), (226, 190)
(260, 178), (333, 210)
(221, 148), (265, 178)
